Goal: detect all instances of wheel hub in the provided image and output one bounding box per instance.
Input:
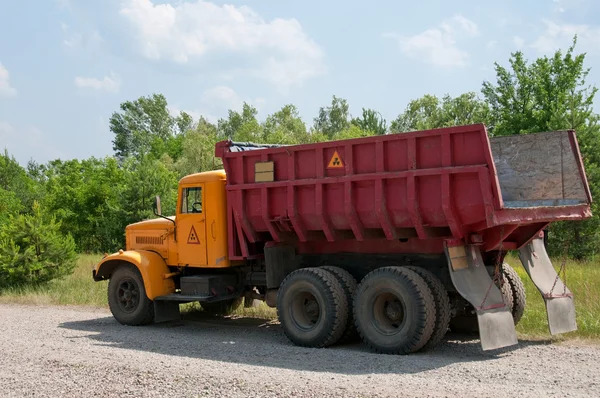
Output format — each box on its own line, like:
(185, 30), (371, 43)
(117, 278), (139, 313)
(290, 291), (321, 331)
(373, 292), (406, 333)
(385, 301), (403, 322)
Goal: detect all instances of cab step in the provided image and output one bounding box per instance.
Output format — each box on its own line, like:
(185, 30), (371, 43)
(153, 274), (243, 323)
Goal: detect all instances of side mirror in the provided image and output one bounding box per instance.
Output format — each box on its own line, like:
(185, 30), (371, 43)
(153, 195), (162, 216)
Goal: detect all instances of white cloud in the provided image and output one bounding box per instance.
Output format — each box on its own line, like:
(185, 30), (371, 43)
(74, 73), (121, 93)
(119, 0), (326, 89)
(513, 36), (525, 49)
(531, 20), (600, 54)
(384, 14), (479, 68)
(0, 62), (17, 97)
(449, 15), (479, 36)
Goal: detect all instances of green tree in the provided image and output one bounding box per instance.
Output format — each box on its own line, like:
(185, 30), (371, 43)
(262, 104), (309, 144)
(482, 36), (600, 258)
(351, 108), (387, 135)
(0, 202), (77, 288)
(175, 117), (222, 177)
(109, 93), (189, 161)
(390, 94), (442, 132)
(121, 156), (179, 221)
(390, 93), (489, 133)
(41, 157), (128, 252)
(217, 103), (262, 142)
(313, 95), (351, 138)
(0, 189), (21, 226)
(0, 150), (38, 212)
(334, 124), (373, 140)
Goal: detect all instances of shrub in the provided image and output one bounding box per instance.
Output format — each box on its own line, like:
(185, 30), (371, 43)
(0, 202), (77, 288)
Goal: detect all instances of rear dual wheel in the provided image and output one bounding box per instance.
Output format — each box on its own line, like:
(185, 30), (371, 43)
(277, 268), (348, 348)
(353, 266), (439, 355)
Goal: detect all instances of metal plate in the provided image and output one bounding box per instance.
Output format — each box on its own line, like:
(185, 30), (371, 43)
(519, 238), (577, 335)
(445, 244), (518, 350)
(477, 308), (519, 351)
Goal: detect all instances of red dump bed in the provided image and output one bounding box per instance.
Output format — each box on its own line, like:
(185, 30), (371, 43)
(215, 124), (592, 260)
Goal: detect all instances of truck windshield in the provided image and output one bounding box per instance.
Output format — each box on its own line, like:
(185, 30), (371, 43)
(181, 187), (202, 213)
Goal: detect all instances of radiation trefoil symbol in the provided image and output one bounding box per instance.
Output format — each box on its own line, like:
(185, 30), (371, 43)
(187, 226), (200, 244)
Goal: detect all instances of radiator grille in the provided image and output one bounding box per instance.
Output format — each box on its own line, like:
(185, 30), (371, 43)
(135, 236), (164, 245)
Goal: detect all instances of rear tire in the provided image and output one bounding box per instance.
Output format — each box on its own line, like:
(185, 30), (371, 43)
(353, 266), (436, 354)
(108, 264), (154, 326)
(277, 268), (348, 348)
(201, 297), (243, 316)
(320, 265), (359, 343)
(406, 266), (450, 350)
(502, 263), (526, 325)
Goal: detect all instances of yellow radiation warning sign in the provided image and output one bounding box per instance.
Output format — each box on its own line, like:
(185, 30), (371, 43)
(187, 226), (200, 244)
(327, 150), (344, 169)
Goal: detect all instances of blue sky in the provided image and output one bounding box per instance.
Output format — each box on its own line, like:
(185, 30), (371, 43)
(1, 0), (600, 166)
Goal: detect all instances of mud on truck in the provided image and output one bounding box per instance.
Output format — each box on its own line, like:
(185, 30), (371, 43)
(92, 123), (592, 354)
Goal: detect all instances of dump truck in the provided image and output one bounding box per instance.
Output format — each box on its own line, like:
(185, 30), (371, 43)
(92, 123), (592, 353)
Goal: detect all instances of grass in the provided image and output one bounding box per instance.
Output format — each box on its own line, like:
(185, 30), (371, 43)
(0, 253), (598, 341)
(180, 301), (277, 320)
(0, 254), (108, 307)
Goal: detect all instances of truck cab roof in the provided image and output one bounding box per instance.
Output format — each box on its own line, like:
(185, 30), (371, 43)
(179, 170), (226, 185)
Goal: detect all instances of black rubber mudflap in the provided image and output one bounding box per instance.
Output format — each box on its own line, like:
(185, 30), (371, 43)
(153, 300), (181, 323)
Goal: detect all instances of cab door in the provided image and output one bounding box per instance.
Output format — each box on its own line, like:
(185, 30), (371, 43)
(177, 183), (207, 266)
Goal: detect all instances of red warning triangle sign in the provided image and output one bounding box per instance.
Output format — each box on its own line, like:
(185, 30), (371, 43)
(327, 150), (344, 169)
(187, 225), (200, 244)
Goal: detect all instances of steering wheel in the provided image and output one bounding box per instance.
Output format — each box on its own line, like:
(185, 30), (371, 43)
(191, 201), (202, 213)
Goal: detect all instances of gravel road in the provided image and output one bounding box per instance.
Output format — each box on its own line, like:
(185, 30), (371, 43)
(0, 304), (598, 398)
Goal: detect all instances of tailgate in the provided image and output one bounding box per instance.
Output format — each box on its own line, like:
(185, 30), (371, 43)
(490, 130), (592, 209)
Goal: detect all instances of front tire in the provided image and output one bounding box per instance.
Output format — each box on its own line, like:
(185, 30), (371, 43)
(277, 268), (348, 348)
(354, 266), (436, 354)
(108, 264), (154, 326)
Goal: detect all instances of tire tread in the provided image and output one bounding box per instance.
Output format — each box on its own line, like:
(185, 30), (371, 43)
(320, 266), (359, 343)
(406, 266), (451, 350)
(502, 262), (526, 324)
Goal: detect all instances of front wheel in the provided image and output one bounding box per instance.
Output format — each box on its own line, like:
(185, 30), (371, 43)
(108, 264), (154, 326)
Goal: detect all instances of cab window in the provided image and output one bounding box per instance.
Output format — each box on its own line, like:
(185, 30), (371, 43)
(181, 187), (202, 214)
